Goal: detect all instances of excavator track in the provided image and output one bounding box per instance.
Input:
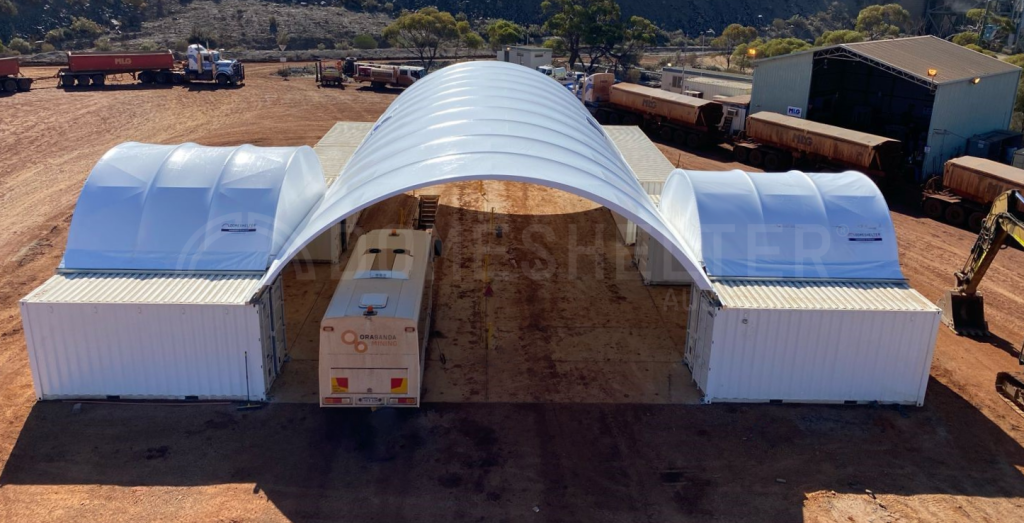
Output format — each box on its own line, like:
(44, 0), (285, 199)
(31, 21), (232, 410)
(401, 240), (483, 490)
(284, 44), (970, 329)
(996, 372), (1024, 416)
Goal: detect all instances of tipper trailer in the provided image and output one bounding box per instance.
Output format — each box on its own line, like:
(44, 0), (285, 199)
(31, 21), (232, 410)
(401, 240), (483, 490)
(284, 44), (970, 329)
(587, 80), (725, 149)
(922, 156), (1024, 231)
(319, 229), (442, 408)
(58, 45), (244, 88)
(734, 111), (904, 175)
(0, 57), (32, 93)
(346, 59), (424, 89)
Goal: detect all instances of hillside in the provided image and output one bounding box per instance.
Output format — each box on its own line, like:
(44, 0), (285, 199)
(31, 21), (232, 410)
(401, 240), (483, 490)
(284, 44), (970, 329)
(2, 0), (927, 51)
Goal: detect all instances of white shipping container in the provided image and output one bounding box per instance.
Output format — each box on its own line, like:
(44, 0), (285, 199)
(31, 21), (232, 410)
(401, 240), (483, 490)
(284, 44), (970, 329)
(20, 272), (286, 401)
(604, 126), (676, 246)
(634, 225), (693, 285)
(685, 280), (941, 405)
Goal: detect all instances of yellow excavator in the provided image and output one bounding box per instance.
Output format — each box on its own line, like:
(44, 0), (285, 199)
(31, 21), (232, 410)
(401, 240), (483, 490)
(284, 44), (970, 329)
(939, 189), (1024, 409)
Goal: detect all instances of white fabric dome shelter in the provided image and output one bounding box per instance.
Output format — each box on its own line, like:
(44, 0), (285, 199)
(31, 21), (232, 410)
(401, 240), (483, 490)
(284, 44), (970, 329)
(63, 143), (326, 272)
(659, 169), (903, 280)
(263, 60), (714, 290)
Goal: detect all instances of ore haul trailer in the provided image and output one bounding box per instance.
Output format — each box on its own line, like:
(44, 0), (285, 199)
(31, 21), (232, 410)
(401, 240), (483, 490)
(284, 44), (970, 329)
(57, 45), (244, 88)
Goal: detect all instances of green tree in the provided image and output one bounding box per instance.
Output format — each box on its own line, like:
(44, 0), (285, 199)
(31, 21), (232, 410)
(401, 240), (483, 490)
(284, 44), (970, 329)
(276, 32), (290, 49)
(353, 34), (378, 49)
(952, 32), (980, 47)
(7, 37), (30, 54)
(814, 29), (865, 46)
(711, 23), (757, 68)
(485, 19), (524, 50)
(731, 39), (762, 70)
(965, 43), (997, 56)
(542, 36), (567, 55)
(540, 0), (623, 72)
(269, 15), (278, 35)
(94, 37), (113, 51)
(758, 37), (811, 57)
(855, 4), (910, 39)
(609, 16), (658, 76)
(0, 0), (16, 17)
(382, 7), (460, 72)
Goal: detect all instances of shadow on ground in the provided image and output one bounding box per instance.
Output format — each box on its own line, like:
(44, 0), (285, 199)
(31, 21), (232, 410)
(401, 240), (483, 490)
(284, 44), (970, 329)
(3, 379), (1023, 522)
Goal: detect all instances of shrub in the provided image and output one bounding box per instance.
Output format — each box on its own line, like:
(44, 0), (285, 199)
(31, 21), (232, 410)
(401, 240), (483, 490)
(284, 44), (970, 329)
(40, 42), (56, 52)
(94, 37), (113, 51)
(335, 40), (351, 50)
(138, 40), (159, 51)
(172, 39), (189, 52)
(951, 32), (979, 47)
(7, 37), (31, 54)
(45, 27), (72, 46)
(353, 34), (377, 49)
(269, 15), (278, 34)
(71, 17), (104, 37)
(383, 2), (394, 13)
(188, 26), (217, 48)
(276, 66), (291, 77)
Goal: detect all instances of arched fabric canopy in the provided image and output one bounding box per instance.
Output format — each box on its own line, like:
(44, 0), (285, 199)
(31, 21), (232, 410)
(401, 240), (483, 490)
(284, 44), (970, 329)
(63, 143), (325, 272)
(659, 169), (903, 280)
(262, 60), (714, 290)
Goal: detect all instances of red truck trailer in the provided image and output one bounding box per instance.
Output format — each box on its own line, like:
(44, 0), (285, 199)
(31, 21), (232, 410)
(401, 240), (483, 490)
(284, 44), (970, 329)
(58, 46), (244, 88)
(0, 57), (33, 93)
(60, 50), (176, 87)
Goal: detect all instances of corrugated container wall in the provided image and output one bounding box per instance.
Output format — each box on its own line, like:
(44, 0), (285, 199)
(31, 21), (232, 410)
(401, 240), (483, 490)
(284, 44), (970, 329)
(686, 281), (940, 405)
(20, 273), (285, 401)
(750, 52), (813, 118)
(603, 126), (676, 245)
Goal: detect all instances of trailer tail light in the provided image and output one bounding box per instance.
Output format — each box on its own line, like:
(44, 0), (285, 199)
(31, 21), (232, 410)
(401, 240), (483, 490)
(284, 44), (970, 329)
(332, 377), (349, 393)
(323, 397), (352, 405)
(388, 397), (417, 405)
(391, 378), (408, 394)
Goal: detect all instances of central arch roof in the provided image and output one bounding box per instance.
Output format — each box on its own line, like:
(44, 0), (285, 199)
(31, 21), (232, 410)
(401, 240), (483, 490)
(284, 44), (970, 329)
(263, 60), (713, 290)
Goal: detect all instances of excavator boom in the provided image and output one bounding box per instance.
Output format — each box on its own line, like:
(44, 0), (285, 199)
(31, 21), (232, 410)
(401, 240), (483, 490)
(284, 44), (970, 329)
(939, 189), (1024, 412)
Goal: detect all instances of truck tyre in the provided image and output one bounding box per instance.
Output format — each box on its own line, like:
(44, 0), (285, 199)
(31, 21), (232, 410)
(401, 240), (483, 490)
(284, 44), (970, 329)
(685, 133), (701, 149)
(608, 112), (622, 125)
(922, 198), (945, 220)
(17, 78), (31, 91)
(1, 78), (15, 92)
(673, 129), (687, 145)
(748, 148), (765, 167)
(660, 126), (673, 142)
(621, 114), (639, 126)
(968, 212), (986, 233)
(76, 75), (91, 87)
(944, 205), (967, 227)
(764, 153), (782, 171)
(733, 146), (750, 164)
(217, 74), (229, 86)
(92, 74), (105, 86)
(139, 71), (155, 84)
(594, 111), (609, 124)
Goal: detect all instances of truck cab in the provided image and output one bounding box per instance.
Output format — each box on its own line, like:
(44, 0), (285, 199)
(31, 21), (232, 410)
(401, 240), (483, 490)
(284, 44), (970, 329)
(185, 44), (244, 86)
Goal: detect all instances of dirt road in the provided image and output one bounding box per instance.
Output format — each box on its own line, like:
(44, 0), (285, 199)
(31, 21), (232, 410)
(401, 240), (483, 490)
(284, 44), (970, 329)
(2, 64), (1024, 522)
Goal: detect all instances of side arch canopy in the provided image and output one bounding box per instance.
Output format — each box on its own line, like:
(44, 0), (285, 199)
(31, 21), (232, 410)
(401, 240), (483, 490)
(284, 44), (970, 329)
(263, 61), (714, 291)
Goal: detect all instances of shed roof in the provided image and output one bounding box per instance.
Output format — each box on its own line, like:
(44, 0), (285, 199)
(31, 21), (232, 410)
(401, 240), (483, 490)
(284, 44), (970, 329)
(63, 143), (325, 272)
(714, 280), (937, 311)
(756, 36), (1020, 85)
(659, 169), (903, 280)
(22, 272), (262, 305)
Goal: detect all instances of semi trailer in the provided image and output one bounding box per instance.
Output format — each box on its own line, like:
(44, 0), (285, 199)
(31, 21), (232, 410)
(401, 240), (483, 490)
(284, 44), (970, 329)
(319, 229), (442, 408)
(346, 58), (424, 89)
(58, 45), (244, 88)
(734, 111), (904, 176)
(922, 156), (1024, 231)
(0, 57), (32, 93)
(586, 80), (725, 149)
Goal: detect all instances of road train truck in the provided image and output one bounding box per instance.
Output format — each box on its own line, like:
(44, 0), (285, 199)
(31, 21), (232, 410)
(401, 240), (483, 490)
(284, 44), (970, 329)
(922, 156), (1024, 231)
(319, 229), (442, 408)
(58, 44), (244, 87)
(585, 76), (725, 149)
(0, 57), (32, 93)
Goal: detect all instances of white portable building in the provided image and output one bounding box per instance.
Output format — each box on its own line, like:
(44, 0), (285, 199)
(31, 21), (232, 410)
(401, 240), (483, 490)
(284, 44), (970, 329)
(21, 143), (326, 401)
(497, 46), (552, 71)
(662, 169), (941, 405)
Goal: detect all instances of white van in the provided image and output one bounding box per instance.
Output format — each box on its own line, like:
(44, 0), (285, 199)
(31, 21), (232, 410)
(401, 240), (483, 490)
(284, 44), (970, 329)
(319, 229), (440, 408)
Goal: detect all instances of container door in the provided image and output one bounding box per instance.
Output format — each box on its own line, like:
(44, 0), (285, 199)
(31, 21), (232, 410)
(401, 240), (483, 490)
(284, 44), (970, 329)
(634, 230), (650, 283)
(686, 290), (716, 390)
(257, 288), (277, 390)
(270, 275), (287, 370)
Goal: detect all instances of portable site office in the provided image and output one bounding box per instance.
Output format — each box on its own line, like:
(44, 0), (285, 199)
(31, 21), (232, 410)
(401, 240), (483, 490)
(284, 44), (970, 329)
(662, 169), (941, 405)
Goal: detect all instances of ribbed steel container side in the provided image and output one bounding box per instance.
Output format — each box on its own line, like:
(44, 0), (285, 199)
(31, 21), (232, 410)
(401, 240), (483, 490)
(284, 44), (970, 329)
(687, 281), (940, 405)
(20, 272), (276, 401)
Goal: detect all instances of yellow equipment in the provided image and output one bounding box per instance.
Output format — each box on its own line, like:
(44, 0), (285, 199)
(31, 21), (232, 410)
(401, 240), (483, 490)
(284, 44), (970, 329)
(939, 189), (1024, 408)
